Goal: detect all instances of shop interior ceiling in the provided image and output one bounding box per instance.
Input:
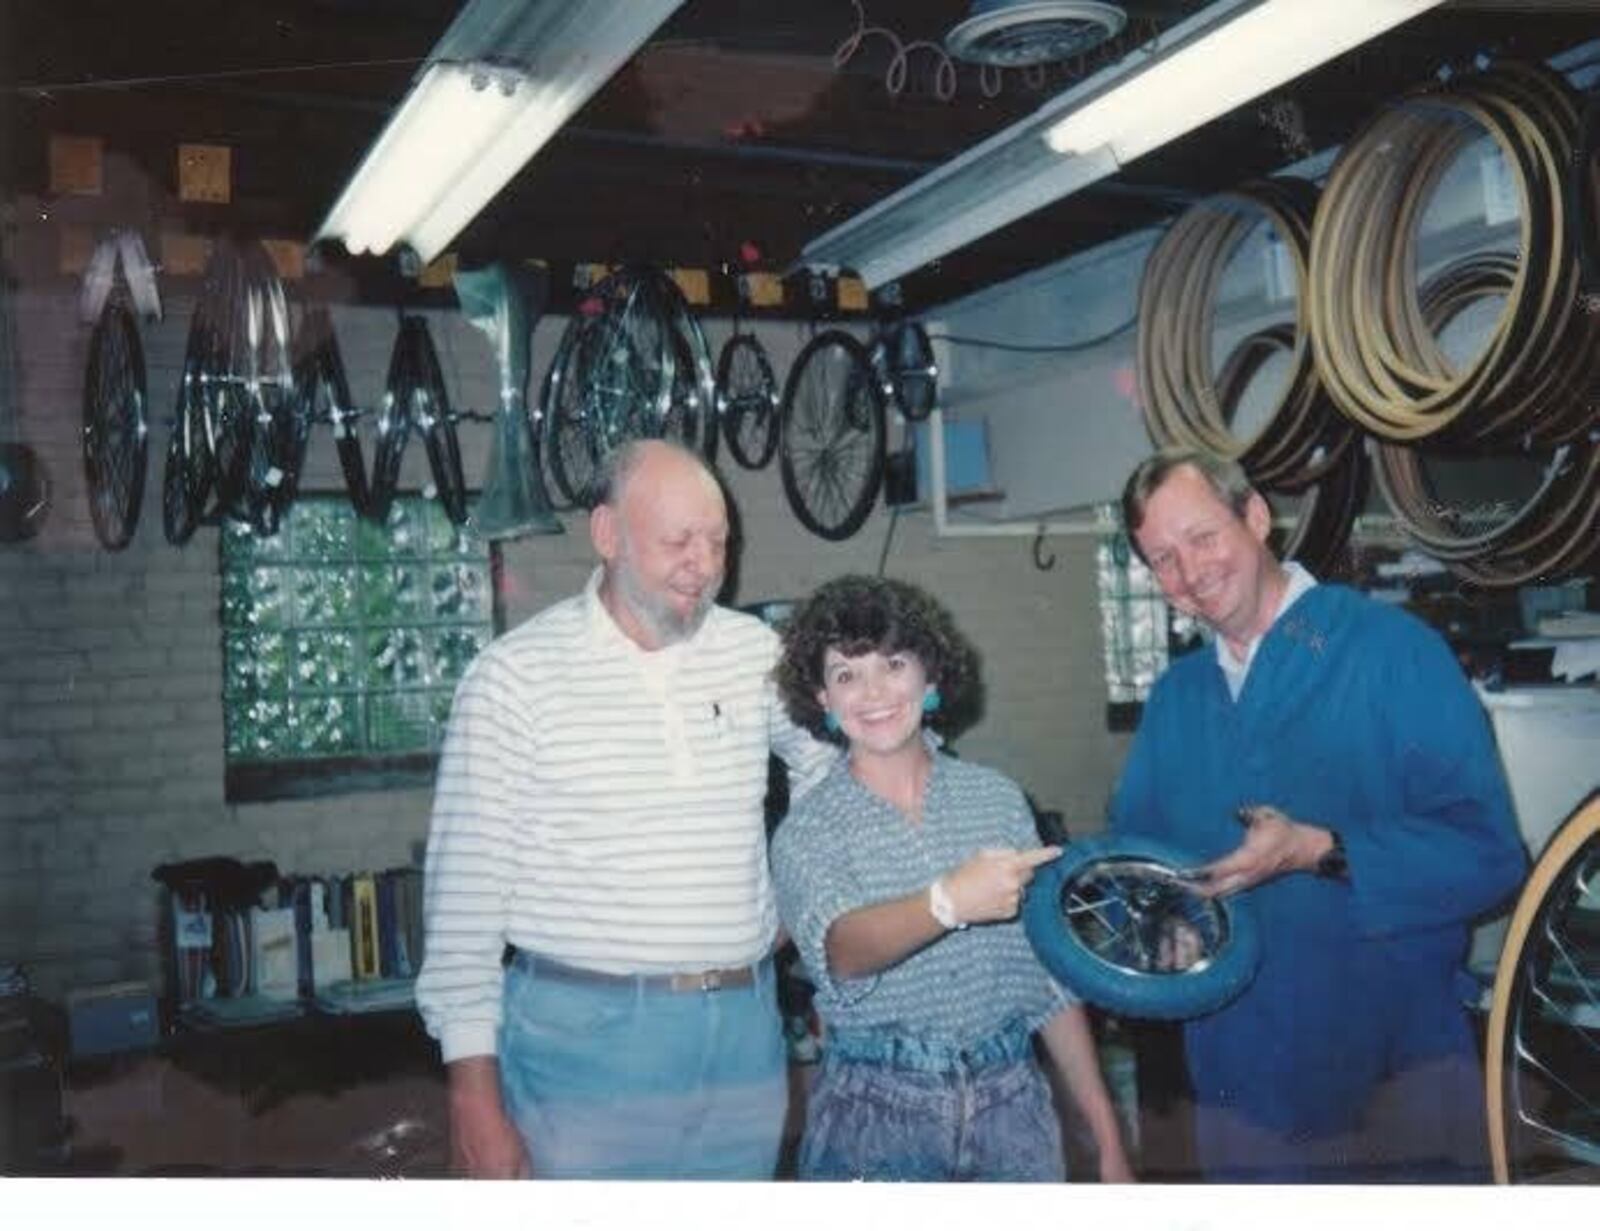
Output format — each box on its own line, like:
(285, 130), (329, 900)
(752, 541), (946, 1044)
(3, 0), (1599, 309)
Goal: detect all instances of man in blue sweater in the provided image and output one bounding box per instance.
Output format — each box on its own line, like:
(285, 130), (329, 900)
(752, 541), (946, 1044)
(1110, 448), (1526, 1182)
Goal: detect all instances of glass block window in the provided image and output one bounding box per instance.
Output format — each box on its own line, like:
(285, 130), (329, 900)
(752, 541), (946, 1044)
(221, 497), (495, 798)
(1095, 503), (1184, 717)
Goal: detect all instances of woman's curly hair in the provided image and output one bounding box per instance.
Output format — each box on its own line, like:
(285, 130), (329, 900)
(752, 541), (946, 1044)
(773, 574), (982, 744)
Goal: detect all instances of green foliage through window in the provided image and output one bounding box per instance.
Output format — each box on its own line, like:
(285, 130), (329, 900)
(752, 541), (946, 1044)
(221, 498), (494, 770)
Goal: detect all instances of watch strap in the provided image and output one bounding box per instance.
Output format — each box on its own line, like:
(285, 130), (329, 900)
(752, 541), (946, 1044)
(929, 878), (966, 930)
(1315, 829), (1350, 881)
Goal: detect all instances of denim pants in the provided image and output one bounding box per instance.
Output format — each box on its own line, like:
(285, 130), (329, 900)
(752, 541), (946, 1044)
(799, 1025), (1065, 1182)
(497, 952), (787, 1179)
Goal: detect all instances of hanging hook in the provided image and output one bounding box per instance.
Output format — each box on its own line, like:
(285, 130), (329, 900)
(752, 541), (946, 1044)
(1032, 527), (1056, 572)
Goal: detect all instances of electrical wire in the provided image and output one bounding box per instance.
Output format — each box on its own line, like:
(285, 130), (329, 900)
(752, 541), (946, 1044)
(925, 313), (1136, 355)
(875, 503), (901, 576)
(8, 58), (420, 96)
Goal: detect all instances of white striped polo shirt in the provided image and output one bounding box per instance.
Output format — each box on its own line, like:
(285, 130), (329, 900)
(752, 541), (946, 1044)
(416, 568), (837, 1062)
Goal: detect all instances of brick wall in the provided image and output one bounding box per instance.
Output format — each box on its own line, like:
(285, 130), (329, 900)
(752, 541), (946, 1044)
(0, 262), (1128, 1002)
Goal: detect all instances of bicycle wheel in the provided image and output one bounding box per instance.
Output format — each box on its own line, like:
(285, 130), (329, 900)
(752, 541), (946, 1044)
(876, 319), (938, 422)
(583, 270), (677, 456)
(654, 271), (719, 462)
(161, 416), (200, 546)
(538, 313), (600, 509)
(370, 316), (466, 524)
(82, 297), (148, 550)
(410, 320), (469, 526)
(1022, 833), (1262, 1021)
(235, 242), (297, 537)
(1486, 791), (1600, 1183)
(193, 241), (253, 522)
(162, 300), (213, 545)
(295, 306), (368, 519)
(717, 333), (779, 470)
(778, 329), (885, 541)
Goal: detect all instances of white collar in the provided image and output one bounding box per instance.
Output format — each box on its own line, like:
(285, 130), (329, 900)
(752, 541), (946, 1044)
(1215, 561), (1318, 680)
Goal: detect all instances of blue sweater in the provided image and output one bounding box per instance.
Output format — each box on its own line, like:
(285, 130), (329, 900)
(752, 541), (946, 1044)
(1111, 583), (1526, 1180)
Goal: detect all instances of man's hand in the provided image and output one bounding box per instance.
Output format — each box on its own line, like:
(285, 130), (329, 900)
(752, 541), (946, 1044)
(943, 846), (1061, 925)
(447, 1056), (530, 1179)
(1191, 804), (1333, 898)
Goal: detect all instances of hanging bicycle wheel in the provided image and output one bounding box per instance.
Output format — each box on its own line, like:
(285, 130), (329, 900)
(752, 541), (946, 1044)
(654, 271), (719, 462)
(717, 333), (779, 470)
(876, 319), (938, 422)
(81, 298), (148, 551)
(1487, 791), (1600, 1183)
(192, 241), (254, 523)
(778, 329), (886, 542)
(539, 313), (601, 509)
(1023, 833), (1262, 1021)
(412, 322), (469, 526)
(161, 417), (200, 546)
(370, 316), (466, 525)
(162, 299), (214, 546)
(582, 269), (679, 456)
(234, 242), (297, 537)
(294, 306), (368, 519)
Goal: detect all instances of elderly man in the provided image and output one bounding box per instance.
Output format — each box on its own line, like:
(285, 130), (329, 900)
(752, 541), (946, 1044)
(416, 439), (835, 1179)
(1110, 447), (1525, 1182)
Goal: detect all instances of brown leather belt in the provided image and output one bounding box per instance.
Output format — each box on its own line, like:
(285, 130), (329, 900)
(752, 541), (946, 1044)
(510, 948), (761, 993)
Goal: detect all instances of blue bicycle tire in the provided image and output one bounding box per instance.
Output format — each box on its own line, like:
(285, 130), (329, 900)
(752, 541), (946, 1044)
(1023, 833), (1261, 1020)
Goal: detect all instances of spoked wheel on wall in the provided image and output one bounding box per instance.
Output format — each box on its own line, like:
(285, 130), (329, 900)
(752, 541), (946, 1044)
(538, 310), (603, 509)
(1023, 834), (1262, 1021)
(81, 297), (149, 551)
(538, 267), (718, 508)
(655, 271), (719, 463)
(235, 242), (298, 537)
(778, 329), (886, 542)
(717, 333), (779, 470)
(368, 316), (468, 526)
(162, 292), (216, 545)
(874, 319), (938, 422)
(294, 305), (369, 520)
(1487, 791), (1600, 1183)
(193, 242), (255, 525)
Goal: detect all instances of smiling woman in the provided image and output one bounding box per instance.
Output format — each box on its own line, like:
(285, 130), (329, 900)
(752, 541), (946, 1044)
(768, 574), (1135, 1183)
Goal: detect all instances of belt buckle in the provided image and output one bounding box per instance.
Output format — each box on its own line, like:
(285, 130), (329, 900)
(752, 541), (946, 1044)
(699, 970), (724, 993)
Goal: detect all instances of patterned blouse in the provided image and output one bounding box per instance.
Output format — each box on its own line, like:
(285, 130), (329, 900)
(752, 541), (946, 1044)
(771, 750), (1070, 1046)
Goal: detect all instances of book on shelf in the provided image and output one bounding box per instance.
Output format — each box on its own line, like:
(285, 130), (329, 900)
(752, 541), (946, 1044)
(249, 906), (299, 1001)
(351, 874), (380, 980)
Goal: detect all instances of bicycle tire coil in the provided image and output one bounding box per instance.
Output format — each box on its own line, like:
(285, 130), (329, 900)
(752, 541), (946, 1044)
(1135, 177), (1361, 574)
(1308, 63), (1600, 585)
(1309, 64), (1599, 450)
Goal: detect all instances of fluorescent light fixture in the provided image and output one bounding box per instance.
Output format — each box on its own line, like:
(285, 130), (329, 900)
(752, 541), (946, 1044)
(1044, 0), (1442, 159)
(801, 0), (1443, 289)
(318, 0), (684, 265)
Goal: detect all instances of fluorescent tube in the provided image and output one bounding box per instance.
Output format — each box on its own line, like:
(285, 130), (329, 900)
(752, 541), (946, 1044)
(318, 0), (684, 265)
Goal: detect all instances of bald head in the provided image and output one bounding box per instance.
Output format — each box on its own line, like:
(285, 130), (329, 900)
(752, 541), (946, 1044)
(590, 441), (729, 650)
(595, 439), (718, 511)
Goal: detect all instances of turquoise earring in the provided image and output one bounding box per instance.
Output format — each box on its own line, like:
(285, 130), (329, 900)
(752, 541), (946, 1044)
(922, 688), (942, 715)
(823, 711), (842, 734)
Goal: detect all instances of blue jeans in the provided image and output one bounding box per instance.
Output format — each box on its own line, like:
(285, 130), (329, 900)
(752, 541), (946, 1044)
(799, 1024), (1064, 1182)
(497, 952), (787, 1179)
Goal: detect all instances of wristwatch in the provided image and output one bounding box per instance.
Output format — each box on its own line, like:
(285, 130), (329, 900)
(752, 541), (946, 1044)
(1315, 829), (1350, 881)
(929, 878), (967, 930)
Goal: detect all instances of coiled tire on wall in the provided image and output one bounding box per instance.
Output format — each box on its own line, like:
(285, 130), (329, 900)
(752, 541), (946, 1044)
(1023, 833), (1262, 1021)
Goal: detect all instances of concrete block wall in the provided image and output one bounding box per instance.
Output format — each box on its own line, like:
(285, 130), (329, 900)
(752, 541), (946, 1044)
(0, 261), (1128, 1003)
